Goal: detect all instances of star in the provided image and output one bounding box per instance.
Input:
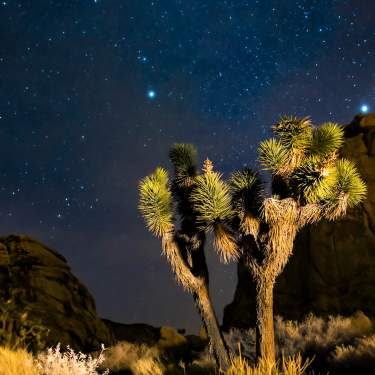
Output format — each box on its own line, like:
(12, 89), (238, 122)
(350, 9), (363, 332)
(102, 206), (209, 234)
(147, 90), (156, 99)
(360, 104), (369, 113)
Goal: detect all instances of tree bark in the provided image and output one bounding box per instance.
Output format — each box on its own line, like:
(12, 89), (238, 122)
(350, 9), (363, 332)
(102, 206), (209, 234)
(255, 277), (276, 363)
(163, 232), (229, 369)
(195, 284), (230, 371)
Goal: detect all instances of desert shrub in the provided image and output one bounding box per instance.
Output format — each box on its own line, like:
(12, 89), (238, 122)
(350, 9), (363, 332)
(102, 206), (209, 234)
(187, 356), (217, 374)
(0, 346), (40, 375)
(225, 312), (374, 362)
(35, 343), (109, 375)
(275, 312), (373, 357)
(100, 341), (164, 375)
(329, 334), (375, 374)
(332, 333), (375, 360)
(0, 294), (49, 353)
(224, 328), (256, 362)
(223, 351), (312, 375)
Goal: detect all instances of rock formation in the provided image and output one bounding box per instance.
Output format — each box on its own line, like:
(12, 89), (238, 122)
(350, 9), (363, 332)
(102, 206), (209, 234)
(0, 235), (115, 350)
(224, 114), (375, 329)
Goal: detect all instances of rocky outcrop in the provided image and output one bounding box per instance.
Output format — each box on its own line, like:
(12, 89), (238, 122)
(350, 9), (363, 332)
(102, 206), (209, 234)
(224, 114), (375, 329)
(0, 235), (115, 350)
(103, 319), (189, 349)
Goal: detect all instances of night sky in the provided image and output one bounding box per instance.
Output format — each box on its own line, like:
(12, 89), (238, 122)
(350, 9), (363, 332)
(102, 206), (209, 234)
(1, 1), (374, 333)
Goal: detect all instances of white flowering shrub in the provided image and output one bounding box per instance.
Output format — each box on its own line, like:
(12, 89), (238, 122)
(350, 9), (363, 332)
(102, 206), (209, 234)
(35, 343), (109, 375)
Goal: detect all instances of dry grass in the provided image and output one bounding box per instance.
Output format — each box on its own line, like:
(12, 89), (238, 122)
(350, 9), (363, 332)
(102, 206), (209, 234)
(0, 344), (315, 375)
(1, 313), (374, 374)
(0, 346), (40, 375)
(100, 340), (165, 375)
(224, 351), (313, 375)
(225, 312), (375, 374)
(0, 344), (109, 375)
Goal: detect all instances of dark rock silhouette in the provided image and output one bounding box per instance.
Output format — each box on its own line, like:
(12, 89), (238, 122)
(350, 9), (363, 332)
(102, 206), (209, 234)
(224, 114), (375, 329)
(0, 234), (115, 350)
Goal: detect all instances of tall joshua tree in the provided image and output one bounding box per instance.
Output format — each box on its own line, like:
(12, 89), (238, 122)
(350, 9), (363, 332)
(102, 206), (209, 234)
(189, 116), (367, 363)
(138, 144), (232, 370)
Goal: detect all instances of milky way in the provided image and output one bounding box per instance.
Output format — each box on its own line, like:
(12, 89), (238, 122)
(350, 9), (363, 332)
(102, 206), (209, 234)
(1, 1), (374, 332)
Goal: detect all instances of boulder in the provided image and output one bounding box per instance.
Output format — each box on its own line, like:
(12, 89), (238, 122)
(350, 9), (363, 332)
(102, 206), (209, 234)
(0, 235), (115, 350)
(102, 320), (161, 346)
(103, 319), (188, 349)
(224, 114), (375, 329)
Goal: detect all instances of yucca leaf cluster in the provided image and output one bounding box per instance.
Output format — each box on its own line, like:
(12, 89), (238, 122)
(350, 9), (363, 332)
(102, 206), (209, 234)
(190, 166), (239, 262)
(258, 117), (366, 216)
(139, 144), (240, 263)
(139, 167), (173, 237)
(190, 171), (233, 229)
(169, 143), (198, 189)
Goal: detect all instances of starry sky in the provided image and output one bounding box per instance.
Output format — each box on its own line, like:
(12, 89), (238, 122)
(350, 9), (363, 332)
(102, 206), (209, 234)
(1, 1), (374, 333)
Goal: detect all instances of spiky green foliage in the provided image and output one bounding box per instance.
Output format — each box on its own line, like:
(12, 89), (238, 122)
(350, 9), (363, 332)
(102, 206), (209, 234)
(190, 171), (233, 229)
(291, 157), (366, 209)
(291, 160), (337, 203)
(139, 168), (173, 237)
(190, 168), (240, 261)
(272, 116), (313, 150)
(153, 167), (169, 185)
(329, 159), (367, 207)
(258, 139), (288, 173)
(230, 168), (263, 214)
(169, 143), (197, 170)
(230, 168), (262, 195)
(168, 143), (198, 187)
(309, 122), (344, 157)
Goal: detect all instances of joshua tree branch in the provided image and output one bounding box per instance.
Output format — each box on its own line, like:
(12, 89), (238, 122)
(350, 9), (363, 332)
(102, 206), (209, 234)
(161, 230), (204, 293)
(298, 203), (322, 228)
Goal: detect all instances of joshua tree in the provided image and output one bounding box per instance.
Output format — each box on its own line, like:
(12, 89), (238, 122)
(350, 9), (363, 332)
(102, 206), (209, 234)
(138, 145), (232, 370)
(189, 117), (367, 363)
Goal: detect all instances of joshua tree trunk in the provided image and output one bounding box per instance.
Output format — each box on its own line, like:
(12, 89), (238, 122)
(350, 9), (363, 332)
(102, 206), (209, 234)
(163, 232), (230, 370)
(255, 276), (276, 363)
(195, 284), (230, 371)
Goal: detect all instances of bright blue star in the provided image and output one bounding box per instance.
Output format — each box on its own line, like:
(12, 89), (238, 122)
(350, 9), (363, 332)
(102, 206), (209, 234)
(360, 104), (369, 113)
(147, 90), (156, 99)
